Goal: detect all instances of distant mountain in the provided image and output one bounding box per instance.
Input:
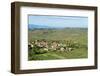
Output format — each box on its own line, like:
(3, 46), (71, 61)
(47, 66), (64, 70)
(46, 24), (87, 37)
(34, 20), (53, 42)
(28, 24), (52, 30)
(28, 24), (88, 30)
(28, 24), (62, 30)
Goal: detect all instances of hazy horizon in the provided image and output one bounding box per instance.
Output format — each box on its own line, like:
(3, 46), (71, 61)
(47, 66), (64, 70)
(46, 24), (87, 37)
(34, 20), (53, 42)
(28, 15), (88, 28)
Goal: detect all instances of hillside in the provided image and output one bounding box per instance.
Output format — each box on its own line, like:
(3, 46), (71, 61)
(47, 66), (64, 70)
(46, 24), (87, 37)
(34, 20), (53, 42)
(28, 28), (88, 60)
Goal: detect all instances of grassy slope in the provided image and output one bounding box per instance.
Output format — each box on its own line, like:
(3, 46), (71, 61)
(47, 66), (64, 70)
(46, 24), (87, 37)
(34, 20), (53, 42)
(28, 28), (88, 60)
(29, 48), (87, 60)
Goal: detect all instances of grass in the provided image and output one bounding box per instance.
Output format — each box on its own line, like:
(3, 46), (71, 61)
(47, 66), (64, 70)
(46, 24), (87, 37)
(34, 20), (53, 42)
(28, 28), (88, 60)
(28, 48), (88, 60)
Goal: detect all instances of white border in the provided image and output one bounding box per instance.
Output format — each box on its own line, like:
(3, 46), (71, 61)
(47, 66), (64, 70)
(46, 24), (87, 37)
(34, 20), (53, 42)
(20, 7), (95, 70)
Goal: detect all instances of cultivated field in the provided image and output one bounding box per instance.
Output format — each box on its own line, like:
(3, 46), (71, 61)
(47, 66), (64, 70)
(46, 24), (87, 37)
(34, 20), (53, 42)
(28, 28), (88, 60)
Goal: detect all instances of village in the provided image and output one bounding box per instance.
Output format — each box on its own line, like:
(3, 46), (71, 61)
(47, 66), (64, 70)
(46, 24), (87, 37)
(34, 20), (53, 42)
(28, 39), (80, 54)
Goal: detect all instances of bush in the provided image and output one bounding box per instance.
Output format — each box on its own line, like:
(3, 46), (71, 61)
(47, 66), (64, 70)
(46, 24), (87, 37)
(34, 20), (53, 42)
(32, 45), (48, 54)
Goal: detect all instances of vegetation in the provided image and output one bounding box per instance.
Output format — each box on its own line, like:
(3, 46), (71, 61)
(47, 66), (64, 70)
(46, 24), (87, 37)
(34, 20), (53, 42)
(28, 28), (88, 60)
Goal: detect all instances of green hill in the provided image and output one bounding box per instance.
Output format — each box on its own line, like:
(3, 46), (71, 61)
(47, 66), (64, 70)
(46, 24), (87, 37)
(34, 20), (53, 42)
(28, 28), (88, 60)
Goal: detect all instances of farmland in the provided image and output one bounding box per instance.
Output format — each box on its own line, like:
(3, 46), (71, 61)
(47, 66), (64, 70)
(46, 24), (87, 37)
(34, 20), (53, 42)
(28, 28), (88, 60)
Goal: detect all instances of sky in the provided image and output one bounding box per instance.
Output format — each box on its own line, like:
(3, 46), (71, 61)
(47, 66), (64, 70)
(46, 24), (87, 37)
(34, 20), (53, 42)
(28, 15), (88, 28)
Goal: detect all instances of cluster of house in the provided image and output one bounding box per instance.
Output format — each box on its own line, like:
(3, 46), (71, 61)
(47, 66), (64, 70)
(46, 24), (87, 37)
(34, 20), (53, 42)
(28, 39), (74, 52)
